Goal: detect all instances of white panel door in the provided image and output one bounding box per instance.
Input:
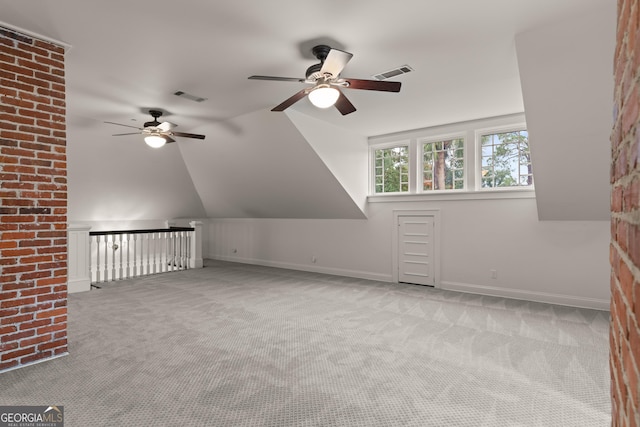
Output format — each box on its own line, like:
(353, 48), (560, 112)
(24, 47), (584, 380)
(398, 215), (435, 286)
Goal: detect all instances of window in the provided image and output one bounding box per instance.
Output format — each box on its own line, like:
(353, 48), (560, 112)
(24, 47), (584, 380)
(368, 114), (531, 198)
(480, 130), (532, 188)
(374, 145), (409, 193)
(422, 138), (464, 191)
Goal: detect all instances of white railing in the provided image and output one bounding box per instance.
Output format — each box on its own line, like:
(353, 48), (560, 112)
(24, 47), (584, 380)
(67, 221), (203, 292)
(90, 227), (192, 285)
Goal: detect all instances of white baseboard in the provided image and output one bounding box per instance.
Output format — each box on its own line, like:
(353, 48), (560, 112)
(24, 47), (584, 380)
(1, 352), (68, 373)
(68, 278), (91, 293)
(440, 281), (610, 311)
(190, 258), (204, 269)
(207, 257), (610, 311)
(210, 255), (392, 283)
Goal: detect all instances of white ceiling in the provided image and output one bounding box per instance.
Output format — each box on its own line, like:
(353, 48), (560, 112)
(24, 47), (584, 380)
(1, 0), (615, 222)
(0, 0), (611, 137)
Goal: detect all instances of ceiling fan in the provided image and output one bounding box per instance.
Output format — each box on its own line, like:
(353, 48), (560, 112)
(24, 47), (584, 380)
(104, 110), (206, 148)
(248, 44), (401, 115)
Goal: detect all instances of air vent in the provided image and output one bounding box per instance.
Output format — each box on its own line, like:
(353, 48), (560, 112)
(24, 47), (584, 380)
(372, 65), (414, 81)
(173, 91), (207, 103)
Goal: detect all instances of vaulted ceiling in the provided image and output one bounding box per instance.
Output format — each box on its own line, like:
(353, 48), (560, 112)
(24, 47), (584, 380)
(0, 0), (614, 221)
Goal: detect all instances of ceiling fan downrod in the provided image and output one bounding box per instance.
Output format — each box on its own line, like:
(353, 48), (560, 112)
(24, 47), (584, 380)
(144, 109), (163, 128)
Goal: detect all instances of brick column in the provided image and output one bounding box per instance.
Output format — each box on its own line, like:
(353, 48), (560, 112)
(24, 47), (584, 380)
(611, 0), (640, 425)
(0, 26), (68, 371)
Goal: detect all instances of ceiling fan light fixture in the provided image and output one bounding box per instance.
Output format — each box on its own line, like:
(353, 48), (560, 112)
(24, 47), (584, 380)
(144, 133), (166, 148)
(308, 85), (340, 109)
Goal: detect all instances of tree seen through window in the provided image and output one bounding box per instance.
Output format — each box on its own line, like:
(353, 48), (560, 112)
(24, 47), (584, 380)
(374, 146), (409, 193)
(422, 138), (464, 191)
(481, 130), (532, 188)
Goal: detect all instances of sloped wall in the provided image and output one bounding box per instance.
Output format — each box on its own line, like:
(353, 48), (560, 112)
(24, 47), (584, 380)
(516, 4), (615, 220)
(177, 109), (366, 219)
(286, 109), (369, 213)
(67, 124), (206, 230)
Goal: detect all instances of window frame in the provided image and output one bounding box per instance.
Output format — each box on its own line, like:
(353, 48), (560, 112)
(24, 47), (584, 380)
(474, 123), (533, 192)
(368, 113), (533, 201)
(418, 133), (467, 193)
(370, 140), (412, 195)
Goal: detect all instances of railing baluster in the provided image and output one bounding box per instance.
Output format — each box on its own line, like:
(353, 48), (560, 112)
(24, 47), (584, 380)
(102, 236), (109, 282)
(162, 231), (167, 273)
(178, 231), (182, 269)
(181, 231), (186, 269)
(133, 234), (138, 277)
(149, 233), (154, 274)
(145, 234), (150, 275)
(125, 233), (130, 279)
(174, 231), (179, 271)
(186, 232), (191, 269)
(150, 232), (154, 274)
(175, 231), (179, 271)
(95, 235), (100, 283)
(140, 233), (144, 275)
(141, 234), (145, 275)
(109, 235), (115, 281)
(175, 231), (179, 269)
(176, 231), (182, 270)
(152, 232), (157, 274)
(105, 235), (109, 281)
(118, 234), (123, 280)
(169, 231), (176, 271)
(166, 231), (171, 272)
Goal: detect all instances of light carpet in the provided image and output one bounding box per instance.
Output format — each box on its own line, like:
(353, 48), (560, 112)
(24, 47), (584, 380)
(0, 260), (611, 426)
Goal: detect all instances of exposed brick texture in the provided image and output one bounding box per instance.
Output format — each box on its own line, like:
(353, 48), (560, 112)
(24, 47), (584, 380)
(0, 26), (67, 372)
(613, 0), (640, 424)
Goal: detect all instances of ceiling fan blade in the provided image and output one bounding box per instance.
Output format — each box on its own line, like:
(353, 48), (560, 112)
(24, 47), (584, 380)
(172, 131), (206, 140)
(320, 48), (353, 77)
(249, 75), (306, 83)
(164, 135), (176, 143)
(157, 121), (176, 132)
(334, 92), (357, 116)
(112, 132), (140, 136)
(271, 88), (309, 112)
(342, 78), (401, 92)
(104, 121), (142, 130)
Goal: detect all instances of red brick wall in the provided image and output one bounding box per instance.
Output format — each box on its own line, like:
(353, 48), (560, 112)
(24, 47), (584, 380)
(0, 26), (68, 371)
(612, 0), (640, 424)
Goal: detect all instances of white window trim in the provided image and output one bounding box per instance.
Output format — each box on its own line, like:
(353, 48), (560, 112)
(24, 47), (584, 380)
(368, 188), (535, 203)
(418, 132), (467, 193)
(369, 139), (411, 195)
(474, 122), (531, 192)
(368, 113), (529, 200)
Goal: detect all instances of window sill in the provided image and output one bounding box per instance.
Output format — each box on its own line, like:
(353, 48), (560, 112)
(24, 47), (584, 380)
(367, 188), (536, 203)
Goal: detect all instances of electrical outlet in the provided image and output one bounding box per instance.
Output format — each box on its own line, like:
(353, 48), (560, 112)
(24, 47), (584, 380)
(490, 269), (497, 279)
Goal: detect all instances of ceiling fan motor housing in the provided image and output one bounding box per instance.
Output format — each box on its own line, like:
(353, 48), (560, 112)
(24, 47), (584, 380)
(311, 45), (331, 62)
(306, 45), (332, 81)
(305, 63), (323, 81)
(144, 109), (164, 128)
